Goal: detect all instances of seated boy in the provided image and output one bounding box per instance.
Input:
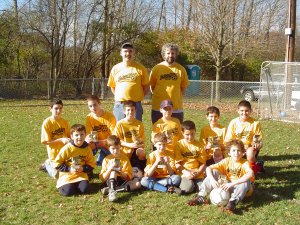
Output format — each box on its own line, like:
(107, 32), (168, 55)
(85, 95), (116, 166)
(141, 133), (181, 194)
(224, 100), (263, 174)
(41, 99), (70, 178)
(151, 100), (183, 152)
(113, 101), (146, 173)
(187, 140), (254, 213)
(199, 106), (226, 165)
(53, 124), (96, 196)
(99, 135), (140, 202)
(174, 120), (207, 193)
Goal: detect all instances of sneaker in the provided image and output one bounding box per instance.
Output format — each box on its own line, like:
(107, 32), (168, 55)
(167, 186), (182, 195)
(225, 200), (236, 213)
(108, 189), (117, 202)
(39, 163), (46, 172)
(187, 196), (207, 206)
(101, 187), (110, 195)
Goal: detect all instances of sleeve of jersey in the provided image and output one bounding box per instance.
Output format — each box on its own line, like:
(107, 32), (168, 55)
(41, 121), (50, 143)
(85, 116), (93, 134)
(52, 145), (68, 169)
(109, 115), (117, 132)
(199, 128), (206, 146)
(149, 68), (157, 89)
(99, 158), (109, 182)
(224, 120), (235, 143)
(144, 154), (153, 174)
(181, 69), (190, 88)
(107, 68), (116, 88)
(141, 66), (150, 85)
(65, 121), (71, 138)
(255, 121), (262, 139)
(85, 146), (96, 169)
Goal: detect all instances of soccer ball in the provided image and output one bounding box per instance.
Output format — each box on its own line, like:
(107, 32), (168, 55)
(132, 167), (143, 179)
(209, 188), (230, 206)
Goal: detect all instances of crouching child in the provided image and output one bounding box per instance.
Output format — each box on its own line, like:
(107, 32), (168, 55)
(187, 140), (254, 213)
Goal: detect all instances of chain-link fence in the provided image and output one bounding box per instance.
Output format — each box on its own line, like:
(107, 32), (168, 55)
(258, 61), (300, 123)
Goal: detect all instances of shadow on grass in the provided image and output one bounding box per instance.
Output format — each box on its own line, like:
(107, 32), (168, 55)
(260, 154), (300, 162)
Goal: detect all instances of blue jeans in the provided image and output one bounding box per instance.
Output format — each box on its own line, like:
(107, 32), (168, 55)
(45, 159), (58, 179)
(113, 101), (143, 121)
(141, 175), (181, 191)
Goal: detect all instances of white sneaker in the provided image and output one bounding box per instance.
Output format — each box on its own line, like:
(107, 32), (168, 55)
(108, 189), (117, 202)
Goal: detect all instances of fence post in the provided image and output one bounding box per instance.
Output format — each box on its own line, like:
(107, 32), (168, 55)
(47, 80), (50, 99)
(210, 81), (214, 106)
(92, 77), (95, 95)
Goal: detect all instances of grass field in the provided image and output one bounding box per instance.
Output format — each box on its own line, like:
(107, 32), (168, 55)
(1, 100), (300, 225)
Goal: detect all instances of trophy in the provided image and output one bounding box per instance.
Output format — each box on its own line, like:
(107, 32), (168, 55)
(112, 158), (121, 172)
(164, 130), (173, 144)
(132, 135), (143, 146)
(207, 136), (220, 148)
(89, 131), (98, 142)
(252, 134), (262, 149)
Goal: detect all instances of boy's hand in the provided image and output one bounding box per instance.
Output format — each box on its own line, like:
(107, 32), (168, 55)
(220, 182), (234, 191)
(61, 138), (70, 144)
(70, 165), (82, 173)
(162, 156), (170, 164)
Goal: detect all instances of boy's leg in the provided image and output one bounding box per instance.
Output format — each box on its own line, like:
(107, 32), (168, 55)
(113, 102), (125, 121)
(141, 177), (168, 192)
(78, 180), (90, 194)
(58, 183), (77, 196)
(44, 159), (58, 179)
(96, 147), (111, 166)
(230, 179), (251, 202)
(130, 149), (146, 171)
(151, 110), (162, 124)
(179, 177), (195, 193)
(135, 101), (143, 122)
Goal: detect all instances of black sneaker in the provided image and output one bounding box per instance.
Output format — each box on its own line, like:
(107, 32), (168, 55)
(187, 196), (207, 206)
(225, 200), (236, 213)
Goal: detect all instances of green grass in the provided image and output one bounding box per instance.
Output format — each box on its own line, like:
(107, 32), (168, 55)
(0, 100), (300, 225)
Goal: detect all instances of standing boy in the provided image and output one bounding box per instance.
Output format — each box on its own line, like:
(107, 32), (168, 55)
(99, 135), (139, 202)
(150, 43), (189, 124)
(141, 133), (181, 194)
(199, 106), (227, 165)
(187, 140), (254, 213)
(113, 101), (146, 172)
(41, 99), (70, 178)
(174, 120), (207, 193)
(151, 100), (183, 152)
(224, 100), (263, 174)
(107, 42), (149, 121)
(85, 95), (116, 166)
(53, 124), (96, 196)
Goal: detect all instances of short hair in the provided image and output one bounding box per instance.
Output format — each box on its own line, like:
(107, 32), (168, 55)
(238, 100), (252, 110)
(107, 135), (121, 147)
(225, 139), (245, 153)
(161, 43), (179, 58)
(70, 124), (86, 135)
(153, 133), (168, 144)
(87, 94), (100, 104)
(206, 106), (220, 116)
(50, 98), (63, 108)
(123, 100), (136, 109)
(182, 120), (196, 131)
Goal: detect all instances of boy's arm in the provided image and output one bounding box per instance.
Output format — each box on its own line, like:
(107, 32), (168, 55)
(145, 155), (160, 177)
(221, 170), (254, 191)
(99, 158), (115, 182)
(42, 138), (70, 145)
(192, 163), (206, 179)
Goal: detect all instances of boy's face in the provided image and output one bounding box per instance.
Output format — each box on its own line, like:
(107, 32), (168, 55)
(124, 106), (136, 120)
(120, 48), (134, 62)
(87, 100), (101, 114)
(109, 144), (121, 156)
(50, 104), (63, 118)
(238, 106), (251, 121)
(154, 141), (166, 153)
(71, 130), (86, 147)
(206, 113), (219, 126)
(183, 129), (196, 143)
(160, 106), (173, 119)
(228, 145), (244, 162)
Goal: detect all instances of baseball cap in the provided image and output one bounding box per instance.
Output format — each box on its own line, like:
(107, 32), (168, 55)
(160, 100), (173, 108)
(121, 42), (134, 49)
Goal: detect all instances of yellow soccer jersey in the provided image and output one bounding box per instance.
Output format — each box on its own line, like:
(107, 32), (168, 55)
(174, 139), (207, 179)
(144, 150), (176, 179)
(41, 116), (70, 161)
(85, 111), (116, 146)
(113, 118), (145, 158)
(224, 117), (262, 148)
(210, 157), (254, 182)
(199, 124), (227, 157)
(107, 61), (149, 102)
(151, 118), (183, 152)
(99, 153), (133, 182)
(150, 62), (189, 111)
(53, 142), (96, 188)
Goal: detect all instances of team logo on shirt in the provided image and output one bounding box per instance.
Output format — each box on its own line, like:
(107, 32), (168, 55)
(118, 73), (137, 82)
(160, 73), (178, 80)
(51, 128), (65, 137)
(182, 146), (200, 158)
(124, 129), (139, 139)
(93, 125), (109, 133)
(227, 167), (242, 178)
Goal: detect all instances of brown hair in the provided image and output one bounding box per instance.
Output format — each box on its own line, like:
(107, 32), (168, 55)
(225, 139), (245, 153)
(107, 135), (121, 147)
(206, 106), (220, 116)
(87, 94), (100, 104)
(70, 124), (86, 135)
(123, 100), (136, 109)
(50, 99), (63, 108)
(153, 133), (168, 144)
(238, 100), (252, 111)
(182, 120), (196, 131)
